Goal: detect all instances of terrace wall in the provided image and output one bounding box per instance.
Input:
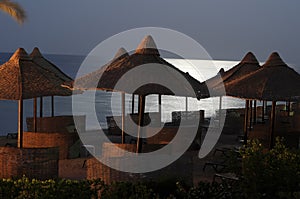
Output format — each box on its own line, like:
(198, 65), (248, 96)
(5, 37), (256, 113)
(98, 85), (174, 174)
(0, 147), (58, 180)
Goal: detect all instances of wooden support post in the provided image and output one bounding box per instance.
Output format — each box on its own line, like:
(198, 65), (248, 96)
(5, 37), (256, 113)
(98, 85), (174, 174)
(158, 94), (162, 126)
(253, 100), (257, 124)
(131, 94), (135, 114)
(269, 101), (276, 149)
(249, 100), (253, 130)
(33, 98), (37, 132)
(262, 101), (265, 122)
(17, 100), (23, 148)
(243, 100), (249, 146)
(121, 92), (125, 144)
(51, 96), (54, 117)
(137, 95), (145, 153)
(40, 97), (43, 117)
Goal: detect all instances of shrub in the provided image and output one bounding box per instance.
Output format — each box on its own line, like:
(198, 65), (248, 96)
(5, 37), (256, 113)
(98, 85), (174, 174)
(183, 181), (239, 199)
(237, 138), (300, 198)
(0, 176), (105, 198)
(100, 181), (156, 199)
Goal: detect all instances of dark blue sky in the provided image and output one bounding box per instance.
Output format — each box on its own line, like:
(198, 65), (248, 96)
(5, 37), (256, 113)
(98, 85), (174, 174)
(1, 0), (299, 65)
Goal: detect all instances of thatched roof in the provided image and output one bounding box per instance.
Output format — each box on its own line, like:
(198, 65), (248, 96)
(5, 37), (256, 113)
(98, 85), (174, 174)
(205, 52), (261, 96)
(135, 35), (159, 55)
(0, 48), (72, 100)
(204, 68), (226, 90)
(222, 52), (260, 83)
(69, 47), (130, 90)
(71, 36), (208, 99)
(30, 47), (72, 82)
(113, 47), (129, 60)
(224, 52), (300, 101)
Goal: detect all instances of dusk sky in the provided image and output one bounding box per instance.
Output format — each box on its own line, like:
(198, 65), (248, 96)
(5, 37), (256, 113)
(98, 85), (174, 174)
(1, 0), (299, 66)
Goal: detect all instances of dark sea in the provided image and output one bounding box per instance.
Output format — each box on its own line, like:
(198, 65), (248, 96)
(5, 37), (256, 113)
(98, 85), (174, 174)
(0, 53), (255, 135)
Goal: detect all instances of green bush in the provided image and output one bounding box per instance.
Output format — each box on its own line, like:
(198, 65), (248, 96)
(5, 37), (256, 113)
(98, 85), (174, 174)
(179, 181), (242, 199)
(100, 181), (156, 199)
(0, 176), (105, 198)
(144, 176), (190, 198)
(235, 138), (300, 198)
(0, 176), (235, 199)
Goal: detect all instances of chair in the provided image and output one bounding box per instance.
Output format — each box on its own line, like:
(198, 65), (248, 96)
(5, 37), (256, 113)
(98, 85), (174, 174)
(6, 132), (17, 139)
(81, 145), (95, 157)
(203, 147), (241, 173)
(213, 172), (239, 182)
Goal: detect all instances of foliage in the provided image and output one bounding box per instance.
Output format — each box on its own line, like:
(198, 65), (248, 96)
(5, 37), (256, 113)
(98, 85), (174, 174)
(177, 181), (244, 199)
(0, 0), (26, 24)
(233, 138), (300, 198)
(0, 176), (105, 199)
(0, 176), (238, 199)
(100, 181), (156, 199)
(143, 176), (190, 198)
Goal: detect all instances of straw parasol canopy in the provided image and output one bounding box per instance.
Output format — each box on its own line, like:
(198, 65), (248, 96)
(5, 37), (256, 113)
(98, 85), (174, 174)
(0, 48), (72, 148)
(224, 52), (300, 148)
(203, 52), (261, 145)
(70, 47), (130, 91)
(71, 36), (207, 98)
(68, 35), (208, 152)
(30, 47), (72, 82)
(206, 52), (261, 96)
(29, 47), (74, 117)
(225, 52), (300, 101)
(0, 48), (72, 100)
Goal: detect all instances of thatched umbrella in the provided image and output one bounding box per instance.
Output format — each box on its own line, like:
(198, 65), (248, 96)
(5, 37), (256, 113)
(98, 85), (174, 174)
(0, 48), (72, 148)
(205, 52), (261, 144)
(224, 52), (300, 148)
(206, 52), (261, 95)
(72, 47), (130, 91)
(73, 39), (206, 98)
(70, 35), (208, 152)
(29, 47), (73, 118)
(70, 47), (130, 143)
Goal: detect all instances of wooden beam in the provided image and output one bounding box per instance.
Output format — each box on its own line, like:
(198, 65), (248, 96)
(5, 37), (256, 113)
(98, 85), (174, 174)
(137, 95), (145, 153)
(40, 97), (43, 117)
(262, 101), (265, 122)
(131, 94), (135, 114)
(51, 96), (54, 117)
(243, 100), (249, 145)
(253, 100), (257, 124)
(269, 101), (276, 149)
(158, 94), (162, 126)
(121, 92), (125, 144)
(17, 99), (23, 148)
(33, 98), (37, 132)
(249, 100), (253, 131)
